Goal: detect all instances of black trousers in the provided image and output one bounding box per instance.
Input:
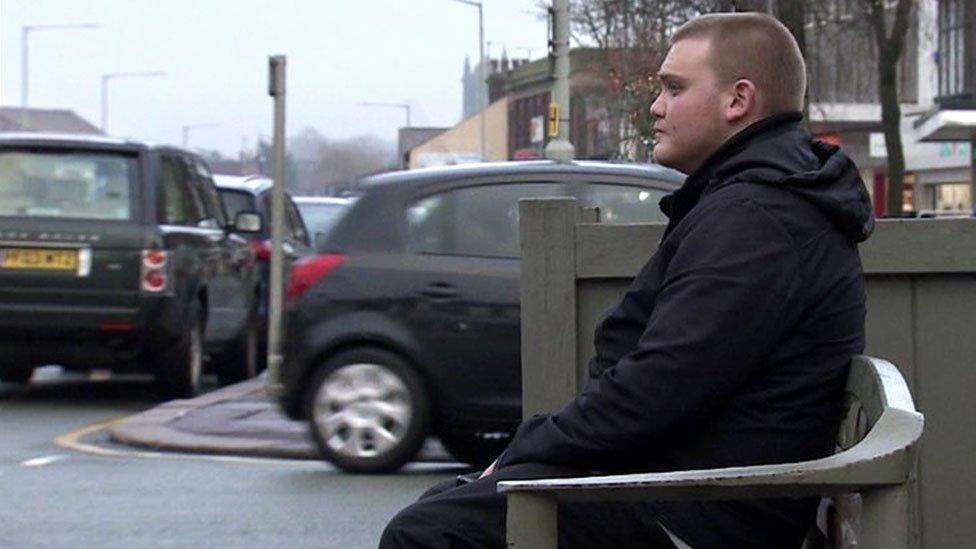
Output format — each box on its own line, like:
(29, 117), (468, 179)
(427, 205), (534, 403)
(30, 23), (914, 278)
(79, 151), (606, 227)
(380, 462), (678, 549)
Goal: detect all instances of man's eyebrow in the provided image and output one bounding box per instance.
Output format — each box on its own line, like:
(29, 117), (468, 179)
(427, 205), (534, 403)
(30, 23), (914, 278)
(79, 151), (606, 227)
(657, 72), (685, 85)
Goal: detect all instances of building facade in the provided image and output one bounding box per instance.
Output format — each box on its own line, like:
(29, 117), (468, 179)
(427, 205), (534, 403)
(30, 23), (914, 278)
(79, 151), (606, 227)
(913, 0), (976, 211)
(431, 0), (973, 213)
(408, 98), (508, 168)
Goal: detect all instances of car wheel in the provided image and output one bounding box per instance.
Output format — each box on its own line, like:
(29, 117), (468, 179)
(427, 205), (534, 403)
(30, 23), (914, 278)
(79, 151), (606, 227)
(305, 348), (429, 473)
(215, 310), (259, 386)
(154, 303), (204, 399)
(439, 433), (511, 467)
(0, 365), (34, 384)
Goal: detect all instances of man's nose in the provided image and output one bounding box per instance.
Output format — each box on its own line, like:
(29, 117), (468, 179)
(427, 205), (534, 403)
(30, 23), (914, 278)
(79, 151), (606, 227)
(650, 92), (665, 118)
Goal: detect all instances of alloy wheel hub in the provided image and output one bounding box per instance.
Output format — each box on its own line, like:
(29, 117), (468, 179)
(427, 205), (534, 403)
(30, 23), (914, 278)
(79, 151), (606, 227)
(313, 363), (412, 458)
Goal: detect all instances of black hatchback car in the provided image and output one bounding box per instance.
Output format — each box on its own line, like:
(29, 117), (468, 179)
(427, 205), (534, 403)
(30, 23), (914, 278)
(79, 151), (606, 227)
(278, 160), (683, 472)
(0, 134), (262, 397)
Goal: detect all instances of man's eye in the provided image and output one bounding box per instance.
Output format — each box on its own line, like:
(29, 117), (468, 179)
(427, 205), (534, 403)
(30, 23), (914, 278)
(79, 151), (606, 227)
(668, 84), (681, 95)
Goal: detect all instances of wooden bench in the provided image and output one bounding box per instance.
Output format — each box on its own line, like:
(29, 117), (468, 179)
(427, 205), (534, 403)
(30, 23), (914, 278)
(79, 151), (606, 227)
(500, 198), (925, 548)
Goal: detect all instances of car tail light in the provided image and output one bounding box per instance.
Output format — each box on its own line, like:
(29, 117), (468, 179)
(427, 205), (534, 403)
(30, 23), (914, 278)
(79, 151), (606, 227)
(249, 239), (272, 261)
(99, 322), (136, 332)
(140, 249), (172, 294)
(286, 254), (345, 304)
(143, 250), (167, 268)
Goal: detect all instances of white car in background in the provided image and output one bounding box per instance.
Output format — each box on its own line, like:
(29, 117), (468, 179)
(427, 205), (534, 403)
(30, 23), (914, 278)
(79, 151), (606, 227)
(293, 196), (352, 246)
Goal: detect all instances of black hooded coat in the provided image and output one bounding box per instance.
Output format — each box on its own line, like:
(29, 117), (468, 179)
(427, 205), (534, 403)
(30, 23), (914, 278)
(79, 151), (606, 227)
(494, 112), (876, 548)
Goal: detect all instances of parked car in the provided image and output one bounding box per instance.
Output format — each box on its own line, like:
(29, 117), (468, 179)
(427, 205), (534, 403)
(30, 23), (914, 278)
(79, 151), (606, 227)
(278, 160), (684, 472)
(213, 174), (314, 370)
(293, 196), (352, 247)
(0, 133), (262, 397)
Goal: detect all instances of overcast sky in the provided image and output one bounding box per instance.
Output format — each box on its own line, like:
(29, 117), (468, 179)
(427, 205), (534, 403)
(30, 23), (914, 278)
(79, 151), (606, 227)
(1, 0), (547, 155)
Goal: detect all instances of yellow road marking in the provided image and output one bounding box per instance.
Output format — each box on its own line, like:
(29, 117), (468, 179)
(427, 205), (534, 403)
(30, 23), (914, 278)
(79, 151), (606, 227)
(54, 415), (321, 466)
(54, 416), (131, 457)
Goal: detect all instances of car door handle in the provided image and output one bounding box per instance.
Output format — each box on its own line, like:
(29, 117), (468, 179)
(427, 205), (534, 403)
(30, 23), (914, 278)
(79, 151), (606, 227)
(418, 283), (458, 300)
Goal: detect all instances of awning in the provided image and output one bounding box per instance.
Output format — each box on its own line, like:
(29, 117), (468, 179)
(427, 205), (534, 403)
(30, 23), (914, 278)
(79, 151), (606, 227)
(914, 109), (976, 142)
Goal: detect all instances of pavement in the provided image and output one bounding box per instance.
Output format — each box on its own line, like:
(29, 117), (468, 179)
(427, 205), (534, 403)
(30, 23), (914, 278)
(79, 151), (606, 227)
(108, 374), (454, 463)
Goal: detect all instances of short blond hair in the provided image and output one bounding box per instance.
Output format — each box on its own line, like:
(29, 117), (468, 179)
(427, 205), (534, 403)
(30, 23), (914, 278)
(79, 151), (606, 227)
(673, 13), (806, 116)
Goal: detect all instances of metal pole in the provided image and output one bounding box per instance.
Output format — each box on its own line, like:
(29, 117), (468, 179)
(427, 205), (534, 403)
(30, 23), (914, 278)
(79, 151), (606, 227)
(544, 0), (575, 162)
(181, 123), (220, 148)
(100, 71), (165, 133)
(477, 2), (486, 161)
(101, 75), (109, 131)
(405, 104), (411, 127)
(449, 0), (487, 160)
(18, 23), (100, 130)
(266, 55), (287, 395)
(21, 27), (30, 128)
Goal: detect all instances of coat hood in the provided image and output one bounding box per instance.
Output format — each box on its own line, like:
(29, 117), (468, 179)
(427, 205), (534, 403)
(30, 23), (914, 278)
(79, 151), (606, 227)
(661, 112), (875, 243)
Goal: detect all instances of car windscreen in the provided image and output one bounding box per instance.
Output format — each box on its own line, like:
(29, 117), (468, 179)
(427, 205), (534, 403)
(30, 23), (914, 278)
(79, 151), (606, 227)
(297, 202), (347, 238)
(219, 189), (255, 220)
(0, 149), (138, 221)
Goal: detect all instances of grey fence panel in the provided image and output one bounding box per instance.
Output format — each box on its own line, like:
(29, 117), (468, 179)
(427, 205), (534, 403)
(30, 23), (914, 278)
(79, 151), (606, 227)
(909, 275), (976, 548)
(518, 198), (582, 419)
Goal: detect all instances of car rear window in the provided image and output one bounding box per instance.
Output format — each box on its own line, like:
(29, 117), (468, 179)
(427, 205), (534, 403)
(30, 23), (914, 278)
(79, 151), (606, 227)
(578, 183), (669, 223)
(219, 189), (255, 220)
(0, 149), (138, 221)
(296, 202), (347, 238)
(406, 183), (564, 258)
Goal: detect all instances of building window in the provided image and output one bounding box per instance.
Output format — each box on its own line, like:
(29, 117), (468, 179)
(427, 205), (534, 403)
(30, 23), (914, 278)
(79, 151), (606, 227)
(933, 182), (971, 211)
(938, 0), (974, 100)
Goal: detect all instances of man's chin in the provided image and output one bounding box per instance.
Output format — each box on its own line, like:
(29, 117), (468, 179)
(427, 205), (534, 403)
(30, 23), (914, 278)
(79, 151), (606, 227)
(652, 147), (693, 174)
(652, 147), (678, 170)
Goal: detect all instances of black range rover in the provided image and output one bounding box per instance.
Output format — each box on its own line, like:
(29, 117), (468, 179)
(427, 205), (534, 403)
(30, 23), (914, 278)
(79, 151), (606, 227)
(0, 133), (262, 397)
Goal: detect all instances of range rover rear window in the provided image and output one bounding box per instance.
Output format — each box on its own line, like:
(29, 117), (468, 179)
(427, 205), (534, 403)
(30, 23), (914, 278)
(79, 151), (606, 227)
(0, 150), (138, 221)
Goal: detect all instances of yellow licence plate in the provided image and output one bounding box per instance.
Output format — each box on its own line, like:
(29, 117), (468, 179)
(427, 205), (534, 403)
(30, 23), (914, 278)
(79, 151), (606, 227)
(2, 248), (78, 271)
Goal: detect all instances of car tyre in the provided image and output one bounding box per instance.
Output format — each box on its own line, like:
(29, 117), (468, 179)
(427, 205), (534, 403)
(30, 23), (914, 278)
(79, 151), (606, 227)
(305, 348), (429, 473)
(215, 308), (259, 386)
(154, 302), (204, 399)
(439, 433), (511, 467)
(0, 365), (34, 384)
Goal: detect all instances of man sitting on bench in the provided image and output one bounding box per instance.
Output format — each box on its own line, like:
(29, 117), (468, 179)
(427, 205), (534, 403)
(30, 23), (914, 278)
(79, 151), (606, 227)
(381, 12), (875, 549)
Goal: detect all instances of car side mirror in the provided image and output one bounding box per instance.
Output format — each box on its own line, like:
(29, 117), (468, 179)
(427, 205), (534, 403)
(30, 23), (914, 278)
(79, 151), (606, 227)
(235, 212), (262, 233)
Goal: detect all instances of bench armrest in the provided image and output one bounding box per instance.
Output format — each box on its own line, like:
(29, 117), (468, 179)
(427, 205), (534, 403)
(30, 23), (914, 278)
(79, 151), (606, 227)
(498, 407), (922, 503)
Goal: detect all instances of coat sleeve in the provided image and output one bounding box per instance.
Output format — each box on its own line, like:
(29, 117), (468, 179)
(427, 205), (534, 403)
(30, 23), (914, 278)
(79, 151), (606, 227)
(497, 198), (802, 469)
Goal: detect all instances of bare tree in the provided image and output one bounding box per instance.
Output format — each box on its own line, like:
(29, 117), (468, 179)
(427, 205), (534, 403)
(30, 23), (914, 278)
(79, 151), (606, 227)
(312, 136), (396, 195)
(864, 0), (917, 216)
(563, 0), (733, 160)
(805, 0), (917, 215)
(569, 0), (916, 196)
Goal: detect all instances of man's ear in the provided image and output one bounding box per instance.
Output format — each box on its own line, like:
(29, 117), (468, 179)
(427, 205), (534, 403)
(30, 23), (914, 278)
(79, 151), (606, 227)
(725, 79), (757, 124)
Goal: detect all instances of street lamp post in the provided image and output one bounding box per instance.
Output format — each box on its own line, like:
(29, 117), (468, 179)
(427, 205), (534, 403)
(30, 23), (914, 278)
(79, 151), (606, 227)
(358, 101), (411, 127)
(449, 0), (486, 161)
(266, 55), (287, 395)
(544, 0), (574, 162)
(21, 23), (100, 127)
(101, 71), (166, 133)
(182, 123), (221, 148)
